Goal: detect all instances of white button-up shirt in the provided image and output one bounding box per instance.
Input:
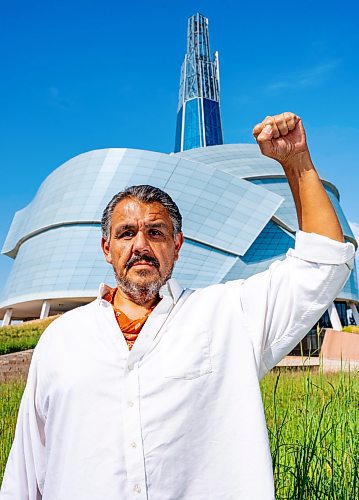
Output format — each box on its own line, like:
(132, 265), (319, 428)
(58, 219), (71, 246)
(0, 232), (355, 500)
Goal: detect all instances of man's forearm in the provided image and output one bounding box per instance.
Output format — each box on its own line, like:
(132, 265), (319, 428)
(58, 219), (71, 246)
(253, 112), (344, 243)
(281, 150), (344, 242)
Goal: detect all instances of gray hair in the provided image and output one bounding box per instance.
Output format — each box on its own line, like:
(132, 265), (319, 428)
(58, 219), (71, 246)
(101, 185), (182, 242)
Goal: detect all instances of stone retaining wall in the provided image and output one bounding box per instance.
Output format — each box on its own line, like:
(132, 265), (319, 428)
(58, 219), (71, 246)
(0, 350), (33, 382)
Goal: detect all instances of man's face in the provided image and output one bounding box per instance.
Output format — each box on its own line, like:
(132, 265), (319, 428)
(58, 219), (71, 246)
(101, 198), (183, 304)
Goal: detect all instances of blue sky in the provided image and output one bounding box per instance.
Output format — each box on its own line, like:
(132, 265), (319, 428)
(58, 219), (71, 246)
(1, 0), (358, 284)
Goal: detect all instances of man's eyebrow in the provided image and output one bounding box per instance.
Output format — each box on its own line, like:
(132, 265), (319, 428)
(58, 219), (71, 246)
(145, 222), (168, 229)
(113, 224), (136, 233)
(113, 222), (168, 233)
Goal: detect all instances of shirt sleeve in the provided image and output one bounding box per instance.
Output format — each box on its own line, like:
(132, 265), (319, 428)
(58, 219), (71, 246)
(237, 231), (355, 379)
(0, 350), (45, 499)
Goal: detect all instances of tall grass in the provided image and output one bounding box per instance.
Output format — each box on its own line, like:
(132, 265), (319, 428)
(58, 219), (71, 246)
(0, 370), (358, 497)
(261, 369), (359, 499)
(0, 380), (25, 483)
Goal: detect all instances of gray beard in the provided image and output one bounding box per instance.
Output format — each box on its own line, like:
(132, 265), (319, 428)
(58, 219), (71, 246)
(114, 267), (173, 306)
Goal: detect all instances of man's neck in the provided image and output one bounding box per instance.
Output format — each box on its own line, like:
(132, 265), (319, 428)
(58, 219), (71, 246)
(113, 288), (160, 320)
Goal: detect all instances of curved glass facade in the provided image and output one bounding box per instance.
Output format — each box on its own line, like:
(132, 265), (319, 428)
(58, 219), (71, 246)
(1, 143), (358, 320)
(222, 220), (295, 281)
(250, 178), (355, 241)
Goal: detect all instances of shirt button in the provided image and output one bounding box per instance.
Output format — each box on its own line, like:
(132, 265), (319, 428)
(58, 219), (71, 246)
(131, 441), (137, 448)
(128, 400), (134, 407)
(133, 484), (141, 493)
(128, 363), (134, 371)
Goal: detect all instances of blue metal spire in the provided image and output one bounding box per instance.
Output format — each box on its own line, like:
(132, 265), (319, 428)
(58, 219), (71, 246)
(174, 13), (224, 152)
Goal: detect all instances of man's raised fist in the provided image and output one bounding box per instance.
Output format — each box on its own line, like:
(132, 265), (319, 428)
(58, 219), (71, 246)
(253, 112), (309, 165)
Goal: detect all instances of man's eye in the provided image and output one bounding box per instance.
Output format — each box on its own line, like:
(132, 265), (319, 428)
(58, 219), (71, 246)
(148, 229), (162, 237)
(118, 231), (134, 238)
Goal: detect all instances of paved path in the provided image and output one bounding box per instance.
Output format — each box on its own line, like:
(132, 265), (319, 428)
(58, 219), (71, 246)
(277, 355), (320, 367)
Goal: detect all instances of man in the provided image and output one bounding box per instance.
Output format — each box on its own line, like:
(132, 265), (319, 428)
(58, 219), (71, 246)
(1, 113), (355, 499)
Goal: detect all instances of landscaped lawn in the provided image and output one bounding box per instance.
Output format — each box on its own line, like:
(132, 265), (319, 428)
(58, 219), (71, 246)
(0, 317), (58, 355)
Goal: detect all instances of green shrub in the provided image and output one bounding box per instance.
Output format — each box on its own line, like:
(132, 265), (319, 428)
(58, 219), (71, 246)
(342, 325), (359, 334)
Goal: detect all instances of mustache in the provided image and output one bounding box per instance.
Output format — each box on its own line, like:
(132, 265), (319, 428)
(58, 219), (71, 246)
(125, 253), (160, 270)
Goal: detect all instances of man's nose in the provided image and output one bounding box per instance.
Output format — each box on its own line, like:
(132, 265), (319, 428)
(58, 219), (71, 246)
(132, 231), (150, 253)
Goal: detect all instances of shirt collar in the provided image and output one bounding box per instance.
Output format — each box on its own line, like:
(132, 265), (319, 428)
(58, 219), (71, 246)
(98, 278), (183, 304)
(159, 278), (183, 303)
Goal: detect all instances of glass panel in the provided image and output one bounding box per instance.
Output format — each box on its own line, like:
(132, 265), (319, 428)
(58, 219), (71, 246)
(203, 98), (223, 146)
(174, 108), (183, 153)
(183, 99), (201, 150)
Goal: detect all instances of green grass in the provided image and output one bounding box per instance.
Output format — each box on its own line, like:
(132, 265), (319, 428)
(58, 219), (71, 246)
(0, 380), (26, 483)
(0, 316), (58, 355)
(0, 370), (358, 497)
(261, 370), (359, 499)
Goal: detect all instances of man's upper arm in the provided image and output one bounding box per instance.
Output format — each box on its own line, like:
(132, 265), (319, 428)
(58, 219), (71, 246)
(239, 231), (355, 378)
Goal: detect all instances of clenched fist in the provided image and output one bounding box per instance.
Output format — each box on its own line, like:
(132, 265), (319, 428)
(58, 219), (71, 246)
(253, 112), (308, 165)
(252, 111), (343, 241)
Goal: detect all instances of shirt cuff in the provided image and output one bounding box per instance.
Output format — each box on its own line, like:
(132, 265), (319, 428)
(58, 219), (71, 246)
(287, 230), (355, 268)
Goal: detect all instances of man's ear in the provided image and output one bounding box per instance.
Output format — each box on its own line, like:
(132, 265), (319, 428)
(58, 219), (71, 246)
(174, 232), (184, 261)
(101, 237), (113, 264)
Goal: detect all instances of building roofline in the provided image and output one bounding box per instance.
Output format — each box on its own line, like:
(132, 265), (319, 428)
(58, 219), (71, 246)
(2, 221), (102, 259)
(244, 175), (340, 200)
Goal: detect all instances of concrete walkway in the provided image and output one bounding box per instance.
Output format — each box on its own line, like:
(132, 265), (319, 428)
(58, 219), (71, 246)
(277, 356), (320, 368)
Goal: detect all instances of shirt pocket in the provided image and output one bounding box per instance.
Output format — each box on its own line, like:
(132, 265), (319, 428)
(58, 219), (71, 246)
(161, 325), (213, 380)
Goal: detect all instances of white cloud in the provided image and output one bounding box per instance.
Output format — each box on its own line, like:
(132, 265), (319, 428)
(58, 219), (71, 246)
(267, 59), (341, 92)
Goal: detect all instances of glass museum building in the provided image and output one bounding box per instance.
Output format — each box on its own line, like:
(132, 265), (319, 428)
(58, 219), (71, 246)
(1, 13), (358, 338)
